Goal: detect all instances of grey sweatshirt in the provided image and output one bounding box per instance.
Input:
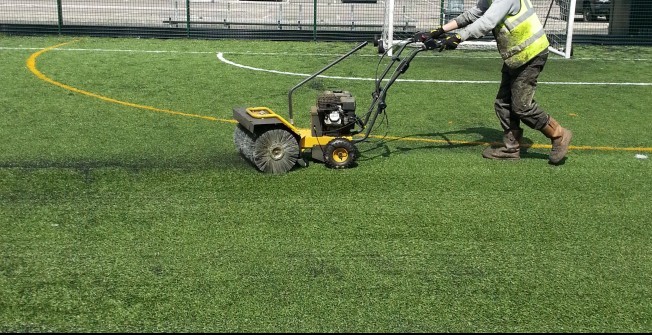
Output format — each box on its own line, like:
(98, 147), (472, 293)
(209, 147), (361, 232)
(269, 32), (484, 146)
(454, 0), (522, 41)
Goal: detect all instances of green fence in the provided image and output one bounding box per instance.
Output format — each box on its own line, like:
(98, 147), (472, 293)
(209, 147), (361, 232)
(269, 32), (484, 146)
(1, 0), (650, 44)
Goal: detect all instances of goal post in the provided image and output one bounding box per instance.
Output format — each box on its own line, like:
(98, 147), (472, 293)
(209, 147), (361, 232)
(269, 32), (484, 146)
(378, 0), (395, 55)
(544, 0), (577, 58)
(377, 0), (576, 59)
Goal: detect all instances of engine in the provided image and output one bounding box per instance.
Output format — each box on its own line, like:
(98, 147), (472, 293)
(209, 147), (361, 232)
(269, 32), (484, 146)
(311, 90), (357, 137)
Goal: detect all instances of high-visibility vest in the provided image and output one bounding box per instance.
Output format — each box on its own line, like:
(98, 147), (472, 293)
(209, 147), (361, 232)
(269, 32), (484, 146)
(491, 0), (550, 68)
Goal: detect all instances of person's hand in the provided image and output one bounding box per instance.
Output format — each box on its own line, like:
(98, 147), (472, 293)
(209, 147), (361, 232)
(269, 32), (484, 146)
(412, 31), (430, 42)
(422, 38), (439, 50)
(428, 27), (446, 39)
(438, 33), (462, 52)
(413, 27), (445, 42)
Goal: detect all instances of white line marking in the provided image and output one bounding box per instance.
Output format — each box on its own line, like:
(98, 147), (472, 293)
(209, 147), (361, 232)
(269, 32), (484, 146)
(217, 52), (369, 81)
(3, 46), (650, 85)
(216, 52), (652, 86)
(0, 47), (214, 54)
(2, 46), (652, 61)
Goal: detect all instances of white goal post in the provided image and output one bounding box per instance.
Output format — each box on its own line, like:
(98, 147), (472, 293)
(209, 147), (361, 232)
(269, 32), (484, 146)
(545, 0), (576, 58)
(378, 0), (575, 59)
(379, 0), (396, 55)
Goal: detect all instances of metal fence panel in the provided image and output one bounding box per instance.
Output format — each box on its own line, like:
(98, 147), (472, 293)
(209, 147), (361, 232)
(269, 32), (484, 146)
(1, 0), (650, 44)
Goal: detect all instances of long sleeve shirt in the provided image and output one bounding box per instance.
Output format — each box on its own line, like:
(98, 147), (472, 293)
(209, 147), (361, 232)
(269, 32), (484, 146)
(454, 0), (522, 41)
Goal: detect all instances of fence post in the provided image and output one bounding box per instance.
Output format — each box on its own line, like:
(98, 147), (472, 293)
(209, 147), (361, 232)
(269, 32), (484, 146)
(186, 0), (191, 37)
(313, 0), (317, 41)
(57, 0), (63, 34)
(440, 0), (445, 26)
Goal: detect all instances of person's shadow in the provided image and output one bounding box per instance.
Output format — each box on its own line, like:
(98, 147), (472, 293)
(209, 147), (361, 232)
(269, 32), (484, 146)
(357, 126), (551, 162)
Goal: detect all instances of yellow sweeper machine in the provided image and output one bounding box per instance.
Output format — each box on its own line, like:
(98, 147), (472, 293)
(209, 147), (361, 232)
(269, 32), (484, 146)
(233, 38), (438, 174)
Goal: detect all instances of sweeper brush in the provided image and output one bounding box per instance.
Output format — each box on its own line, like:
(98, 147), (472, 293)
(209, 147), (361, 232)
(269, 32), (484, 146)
(233, 38), (437, 174)
(234, 123), (301, 174)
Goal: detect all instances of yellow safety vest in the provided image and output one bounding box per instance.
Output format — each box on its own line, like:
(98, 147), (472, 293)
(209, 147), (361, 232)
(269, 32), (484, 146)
(491, 0), (550, 68)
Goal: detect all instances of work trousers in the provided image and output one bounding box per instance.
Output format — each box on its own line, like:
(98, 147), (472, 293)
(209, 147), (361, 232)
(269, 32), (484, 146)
(493, 51), (550, 131)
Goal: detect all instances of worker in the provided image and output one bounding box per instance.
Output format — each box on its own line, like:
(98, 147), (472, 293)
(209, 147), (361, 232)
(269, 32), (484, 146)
(416, 0), (573, 164)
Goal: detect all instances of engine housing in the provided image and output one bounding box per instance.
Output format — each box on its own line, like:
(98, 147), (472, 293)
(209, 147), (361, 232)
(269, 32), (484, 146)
(310, 90), (357, 137)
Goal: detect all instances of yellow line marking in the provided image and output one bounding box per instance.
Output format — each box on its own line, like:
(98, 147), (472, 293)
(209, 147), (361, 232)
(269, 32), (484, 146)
(26, 40), (236, 124)
(25, 40), (652, 154)
(367, 134), (652, 152)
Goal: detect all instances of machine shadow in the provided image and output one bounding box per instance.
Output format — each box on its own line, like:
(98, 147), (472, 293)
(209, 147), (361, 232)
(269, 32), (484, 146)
(356, 126), (549, 161)
(0, 150), (250, 175)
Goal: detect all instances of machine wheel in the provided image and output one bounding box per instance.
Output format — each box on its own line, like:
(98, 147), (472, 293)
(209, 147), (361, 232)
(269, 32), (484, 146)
(324, 138), (358, 169)
(373, 34), (385, 54)
(252, 128), (300, 174)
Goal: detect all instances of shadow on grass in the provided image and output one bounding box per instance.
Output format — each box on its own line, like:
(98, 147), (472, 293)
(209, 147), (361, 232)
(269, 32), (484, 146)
(357, 126), (551, 162)
(0, 151), (249, 175)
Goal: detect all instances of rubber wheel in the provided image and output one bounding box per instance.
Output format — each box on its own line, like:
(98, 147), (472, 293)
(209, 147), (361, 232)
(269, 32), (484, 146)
(377, 42), (386, 55)
(252, 128), (300, 174)
(324, 138), (358, 169)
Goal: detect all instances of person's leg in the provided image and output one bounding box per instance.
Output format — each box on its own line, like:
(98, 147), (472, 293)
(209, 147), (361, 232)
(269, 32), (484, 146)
(511, 52), (572, 164)
(494, 63), (522, 131)
(540, 116), (573, 164)
(482, 63), (523, 160)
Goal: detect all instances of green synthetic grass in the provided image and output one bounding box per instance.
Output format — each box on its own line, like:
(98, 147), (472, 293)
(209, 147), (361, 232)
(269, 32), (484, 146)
(1, 35), (651, 332)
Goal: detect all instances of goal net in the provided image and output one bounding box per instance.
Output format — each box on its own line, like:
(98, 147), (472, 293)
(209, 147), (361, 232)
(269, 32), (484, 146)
(544, 0), (576, 58)
(377, 0), (575, 59)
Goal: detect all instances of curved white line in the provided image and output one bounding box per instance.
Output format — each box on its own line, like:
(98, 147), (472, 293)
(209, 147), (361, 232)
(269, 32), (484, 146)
(217, 52), (373, 81)
(216, 52), (652, 86)
(4, 46), (652, 62)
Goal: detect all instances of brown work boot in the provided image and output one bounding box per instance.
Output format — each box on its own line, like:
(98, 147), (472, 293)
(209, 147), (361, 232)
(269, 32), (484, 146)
(482, 129), (522, 160)
(540, 116), (573, 164)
